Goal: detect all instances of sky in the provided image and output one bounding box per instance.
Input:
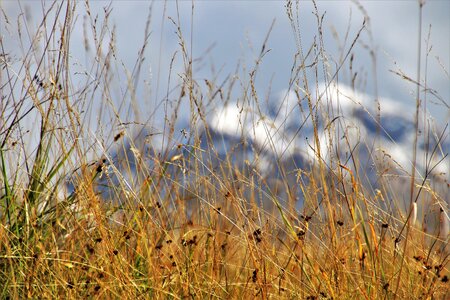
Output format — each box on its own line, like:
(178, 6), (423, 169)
(1, 0), (449, 135)
(99, 1), (449, 121)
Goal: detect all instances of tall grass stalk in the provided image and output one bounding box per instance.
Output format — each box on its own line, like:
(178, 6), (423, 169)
(0, 0), (448, 299)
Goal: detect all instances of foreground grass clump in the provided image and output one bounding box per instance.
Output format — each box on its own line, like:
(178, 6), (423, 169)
(0, 1), (448, 299)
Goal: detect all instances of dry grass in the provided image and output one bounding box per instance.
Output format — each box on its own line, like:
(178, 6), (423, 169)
(0, 1), (448, 299)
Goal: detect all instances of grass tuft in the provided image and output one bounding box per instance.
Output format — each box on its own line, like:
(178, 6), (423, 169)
(0, 1), (448, 299)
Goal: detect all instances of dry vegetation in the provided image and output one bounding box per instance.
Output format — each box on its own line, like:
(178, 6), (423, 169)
(0, 1), (448, 299)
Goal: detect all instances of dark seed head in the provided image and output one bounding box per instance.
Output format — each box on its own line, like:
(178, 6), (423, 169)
(252, 269), (258, 282)
(67, 281), (74, 289)
(297, 229), (306, 237)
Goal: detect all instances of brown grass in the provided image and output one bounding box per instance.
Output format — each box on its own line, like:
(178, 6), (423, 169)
(0, 1), (448, 299)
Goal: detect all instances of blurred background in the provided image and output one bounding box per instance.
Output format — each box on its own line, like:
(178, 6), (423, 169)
(2, 0), (449, 126)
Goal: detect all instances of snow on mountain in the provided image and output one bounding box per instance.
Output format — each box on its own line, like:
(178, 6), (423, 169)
(74, 81), (447, 224)
(206, 82), (449, 205)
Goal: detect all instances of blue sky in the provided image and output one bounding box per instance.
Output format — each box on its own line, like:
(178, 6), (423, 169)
(100, 1), (449, 121)
(2, 1), (449, 128)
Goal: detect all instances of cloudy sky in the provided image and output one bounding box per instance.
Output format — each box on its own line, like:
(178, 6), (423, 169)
(2, 1), (449, 128)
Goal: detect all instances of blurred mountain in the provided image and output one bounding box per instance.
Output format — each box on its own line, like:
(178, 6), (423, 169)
(70, 82), (448, 223)
(205, 82), (449, 208)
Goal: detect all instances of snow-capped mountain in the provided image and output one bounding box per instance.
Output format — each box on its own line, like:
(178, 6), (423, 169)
(205, 82), (449, 206)
(76, 81), (448, 226)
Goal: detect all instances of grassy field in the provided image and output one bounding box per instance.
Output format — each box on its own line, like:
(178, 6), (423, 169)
(0, 1), (448, 299)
